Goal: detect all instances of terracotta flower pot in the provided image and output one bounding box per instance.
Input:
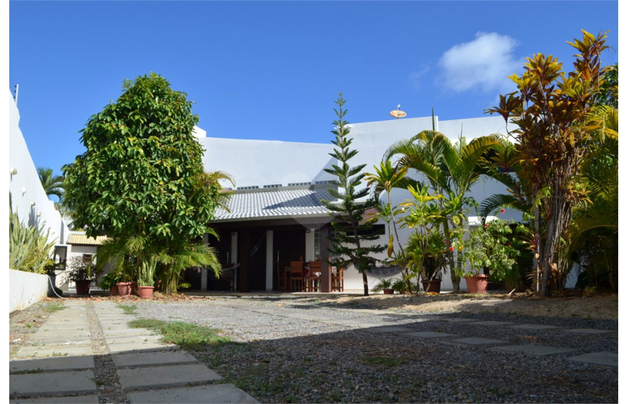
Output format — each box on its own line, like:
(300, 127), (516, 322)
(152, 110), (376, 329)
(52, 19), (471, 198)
(109, 284), (119, 296)
(138, 286), (154, 299)
(465, 274), (489, 294)
(116, 282), (132, 296)
(421, 279), (441, 294)
(75, 280), (91, 296)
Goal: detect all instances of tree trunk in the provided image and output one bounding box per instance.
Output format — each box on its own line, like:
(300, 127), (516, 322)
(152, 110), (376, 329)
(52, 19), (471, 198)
(362, 271), (369, 296)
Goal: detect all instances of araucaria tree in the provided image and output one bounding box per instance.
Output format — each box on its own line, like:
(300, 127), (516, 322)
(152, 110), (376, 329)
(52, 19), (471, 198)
(63, 73), (223, 292)
(486, 30), (611, 296)
(323, 94), (385, 296)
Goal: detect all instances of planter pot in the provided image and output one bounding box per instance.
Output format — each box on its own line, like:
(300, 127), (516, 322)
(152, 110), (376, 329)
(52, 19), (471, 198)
(421, 279), (442, 294)
(383, 288), (394, 295)
(465, 274), (489, 294)
(109, 284), (119, 296)
(116, 282), (132, 296)
(75, 280), (91, 296)
(138, 286), (154, 299)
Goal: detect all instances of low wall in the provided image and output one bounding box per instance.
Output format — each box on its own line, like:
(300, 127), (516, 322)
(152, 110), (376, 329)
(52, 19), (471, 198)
(9, 269), (49, 313)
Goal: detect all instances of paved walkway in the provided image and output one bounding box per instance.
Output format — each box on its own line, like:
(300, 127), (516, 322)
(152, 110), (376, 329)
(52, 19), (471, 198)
(9, 299), (259, 403)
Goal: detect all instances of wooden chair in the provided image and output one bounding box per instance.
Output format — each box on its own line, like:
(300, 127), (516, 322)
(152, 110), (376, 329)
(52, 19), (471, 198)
(289, 259), (305, 292)
(331, 266), (344, 292)
(307, 260), (322, 292)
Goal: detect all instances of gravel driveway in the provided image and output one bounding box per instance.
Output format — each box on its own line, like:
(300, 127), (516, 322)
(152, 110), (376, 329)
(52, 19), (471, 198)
(132, 295), (618, 403)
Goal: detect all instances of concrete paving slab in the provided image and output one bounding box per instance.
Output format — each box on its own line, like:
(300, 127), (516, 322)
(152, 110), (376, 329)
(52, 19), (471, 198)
(562, 328), (616, 335)
(467, 321), (513, 326)
(108, 341), (176, 354)
(10, 394), (100, 403)
(367, 326), (415, 333)
(117, 363), (222, 389)
(113, 350), (198, 367)
(16, 345), (94, 358)
(406, 331), (458, 339)
(444, 337), (509, 347)
(102, 328), (154, 337)
(566, 352), (618, 367)
(510, 324), (560, 330)
(11, 356), (95, 373)
(127, 383), (259, 403)
(490, 344), (578, 356)
(10, 370), (97, 396)
(323, 320), (381, 328)
(104, 335), (164, 345)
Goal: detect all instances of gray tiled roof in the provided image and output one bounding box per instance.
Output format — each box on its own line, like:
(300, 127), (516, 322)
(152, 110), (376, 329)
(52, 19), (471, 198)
(215, 187), (334, 221)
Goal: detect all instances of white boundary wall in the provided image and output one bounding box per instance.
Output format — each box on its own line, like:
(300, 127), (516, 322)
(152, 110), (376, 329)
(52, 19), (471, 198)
(9, 270), (49, 313)
(9, 91), (70, 310)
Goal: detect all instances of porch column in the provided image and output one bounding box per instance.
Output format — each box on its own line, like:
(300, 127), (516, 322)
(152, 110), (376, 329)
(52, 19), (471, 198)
(320, 224), (331, 293)
(265, 230), (273, 291)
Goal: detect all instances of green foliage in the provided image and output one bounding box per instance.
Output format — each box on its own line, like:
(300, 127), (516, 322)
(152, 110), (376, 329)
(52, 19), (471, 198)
(67, 256), (93, 281)
(99, 272), (120, 291)
(371, 278), (394, 292)
(459, 219), (528, 283)
(128, 318), (232, 350)
(62, 73), (221, 242)
(322, 94), (385, 296)
(486, 30), (611, 296)
(9, 204), (56, 274)
(63, 73), (227, 293)
(384, 130), (498, 292)
(37, 167), (64, 201)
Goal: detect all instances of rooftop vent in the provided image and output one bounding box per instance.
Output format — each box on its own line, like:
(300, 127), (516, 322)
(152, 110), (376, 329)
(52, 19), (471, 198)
(237, 185), (259, 190)
(288, 182), (311, 187)
(263, 184), (282, 189)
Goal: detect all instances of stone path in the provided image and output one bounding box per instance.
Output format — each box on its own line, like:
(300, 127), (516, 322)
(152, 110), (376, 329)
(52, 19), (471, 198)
(9, 300), (259, 403)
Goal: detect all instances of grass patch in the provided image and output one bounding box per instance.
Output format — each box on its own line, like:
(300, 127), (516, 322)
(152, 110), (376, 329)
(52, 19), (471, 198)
(41, 301), (65, 313)
(128, 318), (232, 350)
(361, 356), (408, 368)
(117, 304), (138, 315)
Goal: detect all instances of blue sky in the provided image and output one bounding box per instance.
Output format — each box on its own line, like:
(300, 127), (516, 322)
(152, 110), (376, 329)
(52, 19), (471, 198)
(9, 1), (619, 176)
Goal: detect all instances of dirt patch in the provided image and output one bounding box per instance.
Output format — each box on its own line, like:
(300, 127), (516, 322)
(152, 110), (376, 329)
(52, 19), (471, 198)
(303, 292), (618, 321)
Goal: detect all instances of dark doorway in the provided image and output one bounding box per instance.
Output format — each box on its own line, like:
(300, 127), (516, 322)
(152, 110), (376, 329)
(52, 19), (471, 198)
(273, 229), (306, 290)
(247, 230), (268, 291)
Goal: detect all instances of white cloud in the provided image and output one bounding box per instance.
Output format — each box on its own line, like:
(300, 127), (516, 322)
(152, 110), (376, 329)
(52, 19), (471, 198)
(438, 32), (522, 93)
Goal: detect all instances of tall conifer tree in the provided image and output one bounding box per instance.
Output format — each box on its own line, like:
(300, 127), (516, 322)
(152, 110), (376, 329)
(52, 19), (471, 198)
(323, 94), (385, 296)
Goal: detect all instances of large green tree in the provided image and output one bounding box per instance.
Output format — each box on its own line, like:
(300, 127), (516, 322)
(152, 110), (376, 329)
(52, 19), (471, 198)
(322, 94), (385, 296)
(63, 73), (223, 292)
(486, 30), (611, 296)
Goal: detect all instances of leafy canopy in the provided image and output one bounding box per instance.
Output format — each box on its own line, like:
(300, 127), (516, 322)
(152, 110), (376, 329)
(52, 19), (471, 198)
(63, 73), (221, 242)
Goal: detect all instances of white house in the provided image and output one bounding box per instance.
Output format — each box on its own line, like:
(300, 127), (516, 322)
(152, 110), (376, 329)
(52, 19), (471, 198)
(195, 114), (522, 293)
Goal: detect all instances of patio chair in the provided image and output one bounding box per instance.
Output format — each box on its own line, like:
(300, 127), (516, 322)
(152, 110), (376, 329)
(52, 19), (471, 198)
(289, 259), (305, 292)
(307, 260), (321, 292)
(331, 266), (344, 292)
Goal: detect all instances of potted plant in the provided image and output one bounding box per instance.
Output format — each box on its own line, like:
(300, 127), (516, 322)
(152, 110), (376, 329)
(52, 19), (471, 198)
(458, 219), (521, 293)
(371, 278), (395, 294)
(137, 257), (157, 298)
(406, 231), (448, 294)
(99, 272), (121, 296)
(68, 256), (93, 296)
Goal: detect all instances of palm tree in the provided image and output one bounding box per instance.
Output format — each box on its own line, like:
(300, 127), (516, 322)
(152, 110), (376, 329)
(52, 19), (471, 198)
(384, 131), (498, 292)
(37, 167), (64, 202)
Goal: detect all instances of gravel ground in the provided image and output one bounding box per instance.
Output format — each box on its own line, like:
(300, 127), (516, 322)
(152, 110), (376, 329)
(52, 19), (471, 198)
(132, 295), (618, 403)
(10, 294), (618, 403)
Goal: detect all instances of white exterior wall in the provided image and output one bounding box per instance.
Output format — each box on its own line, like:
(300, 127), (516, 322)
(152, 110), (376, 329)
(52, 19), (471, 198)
(9, 92), (69, 246)
(9, 270), (49, 312)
